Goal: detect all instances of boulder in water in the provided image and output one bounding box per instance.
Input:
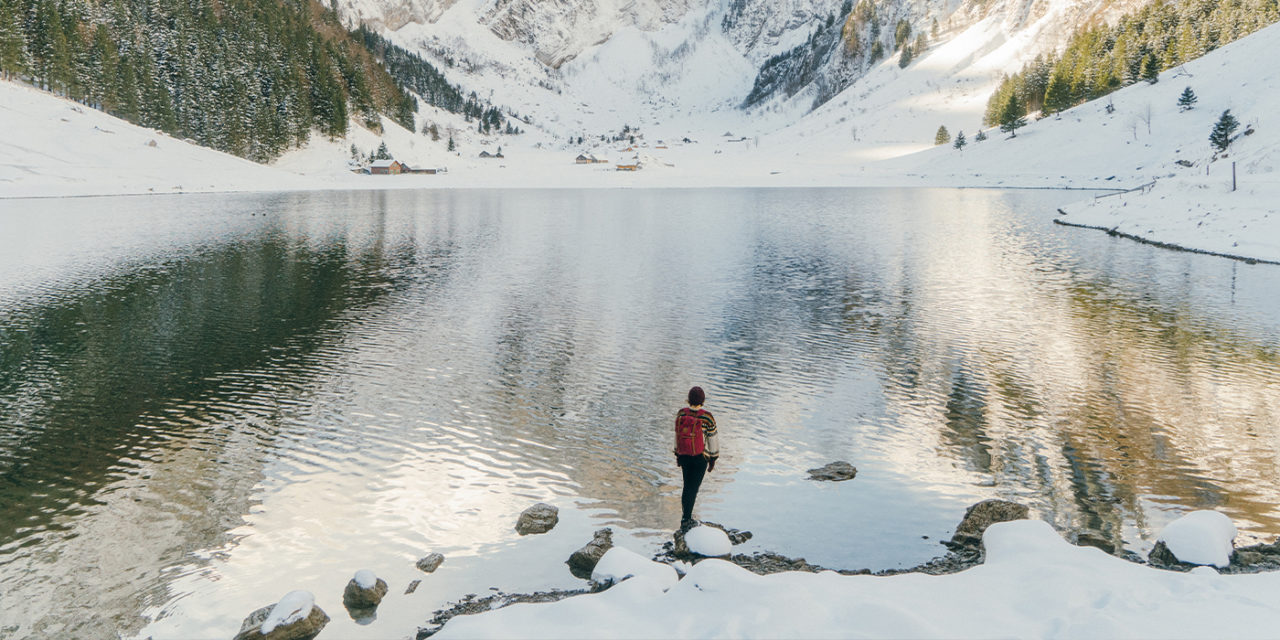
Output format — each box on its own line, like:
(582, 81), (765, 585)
(567, 528), (613, 579)
(343, 570), (389, 609)
(234, 590), (329, 640)
(806, 461), (858, 482)
(416, 552), (445, 573)
(516, 503), (559, 535)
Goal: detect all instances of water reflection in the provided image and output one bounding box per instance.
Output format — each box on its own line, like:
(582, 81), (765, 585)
(0, 188), (1277, 640)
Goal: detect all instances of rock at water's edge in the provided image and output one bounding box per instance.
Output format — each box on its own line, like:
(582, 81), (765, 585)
(234, 601), (329, 640)
(516, 503), (559, 535)
(567, 528), (613, 579)
(806, 461), (858, 482)
(671, 522), (752, 559)
(684, 526), (732, 557)
(948, 499), (1030, 548)
(416, 552), (445, 573)
(1074, 531), (1117, 555)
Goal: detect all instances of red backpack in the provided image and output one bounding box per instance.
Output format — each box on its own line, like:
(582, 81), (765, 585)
(675, 409), (706, 456)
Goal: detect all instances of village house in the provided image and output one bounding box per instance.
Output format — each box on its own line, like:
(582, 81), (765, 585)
(575, 153), (608, 164)
(478, 150), (505, 159)
(370, 159), (405, 175)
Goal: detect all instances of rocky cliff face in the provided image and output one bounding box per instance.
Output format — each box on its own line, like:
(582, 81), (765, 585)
(483, 0), (701, 68)
(337, 0), (459, 31)
(339, 0), (1157, 122)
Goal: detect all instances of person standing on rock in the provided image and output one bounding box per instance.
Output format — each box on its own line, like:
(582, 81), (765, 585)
(675, 386), (719, 528)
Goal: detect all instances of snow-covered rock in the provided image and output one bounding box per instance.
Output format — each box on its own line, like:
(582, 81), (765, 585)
(590, 547), (679, 590)
(234, 590), (329, 640)
(1154, 510), (1238, 568)
(684, 526), (732, 558)
(344, 570), (390, 609)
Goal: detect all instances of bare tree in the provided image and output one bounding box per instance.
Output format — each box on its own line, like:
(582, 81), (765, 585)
(1137, 102), (1153, 135)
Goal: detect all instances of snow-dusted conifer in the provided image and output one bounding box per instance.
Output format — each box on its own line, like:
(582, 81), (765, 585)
(1140, 53), (1160, 84)
(1209, 109), (1239, 152)
(934, 125), (950, 145)
(997, 91), (1027, 137)
(953, 131), (967, 150)
(1177, 87), (1197, 111)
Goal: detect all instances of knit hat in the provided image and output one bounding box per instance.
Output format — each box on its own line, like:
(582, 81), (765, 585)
(687, 386), (705, 406)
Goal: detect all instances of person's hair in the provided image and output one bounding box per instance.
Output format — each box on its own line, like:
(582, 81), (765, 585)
(688, 386), (705, 406)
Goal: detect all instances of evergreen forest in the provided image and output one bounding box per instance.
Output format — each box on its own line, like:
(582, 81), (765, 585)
(984, 0), (1279, 127)
(354, 27), (516, 135)
(0, 0), (432, 161)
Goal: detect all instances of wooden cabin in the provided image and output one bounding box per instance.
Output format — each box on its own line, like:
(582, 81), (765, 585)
(370, 159), (405, 175)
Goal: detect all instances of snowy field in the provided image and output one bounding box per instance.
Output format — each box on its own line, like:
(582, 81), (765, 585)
(434, 518), (1280, 639)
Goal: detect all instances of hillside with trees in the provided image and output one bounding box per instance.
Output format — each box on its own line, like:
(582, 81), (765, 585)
(0, 0), (418, 161)
(984, 0), (1279, 127)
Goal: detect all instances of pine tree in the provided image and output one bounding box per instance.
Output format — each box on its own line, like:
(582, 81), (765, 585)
(975, 129), (988, 142)
(447, 135), (455, 152)
(375, 141), (391, 159)
(1209, 109), (1239, 152)
(894, 19), (911, 50)
(1140, 53), (1160, 83)
(0, 2), (27, 80)
(997, 90), (1028, 137)
(1042, 70), (1073, 116)
(1177, 86), (1198, 111)
(899, 44), (913, 67)
(934, 125), (950, 145)
(953, 130), (967, 150)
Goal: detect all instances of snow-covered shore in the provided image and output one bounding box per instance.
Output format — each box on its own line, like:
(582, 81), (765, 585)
(432, 519), (1280, 639)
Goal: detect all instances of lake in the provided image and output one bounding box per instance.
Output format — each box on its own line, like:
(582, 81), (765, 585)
(1, 188), (1278, 639)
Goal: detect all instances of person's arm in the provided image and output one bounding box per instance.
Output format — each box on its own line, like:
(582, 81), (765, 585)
(702, 413), (719, 470)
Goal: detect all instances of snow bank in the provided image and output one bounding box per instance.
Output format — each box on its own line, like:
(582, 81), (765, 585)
(590, 547), (679, 590)
(1047, 23), (1280, 264)
(1157, 511), (1238, 568)
(437, 520), (1280, 639)
(684, 526), (731, 557)
(261, 590), (315, 634)
(0, 81), (317, 199)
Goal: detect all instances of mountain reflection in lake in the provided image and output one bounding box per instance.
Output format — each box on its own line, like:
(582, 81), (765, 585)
(1, 188), (1277, 639)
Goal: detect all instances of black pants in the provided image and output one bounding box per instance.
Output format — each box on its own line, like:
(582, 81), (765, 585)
(678, 454), (708, 522)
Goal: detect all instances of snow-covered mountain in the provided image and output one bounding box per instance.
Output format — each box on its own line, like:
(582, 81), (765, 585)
(332, 0), (1154, 146)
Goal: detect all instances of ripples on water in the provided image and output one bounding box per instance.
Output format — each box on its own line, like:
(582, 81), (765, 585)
(1, 188), (1278, 639)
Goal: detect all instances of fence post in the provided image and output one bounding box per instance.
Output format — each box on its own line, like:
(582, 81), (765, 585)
(1232, 162), (1237, 192)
